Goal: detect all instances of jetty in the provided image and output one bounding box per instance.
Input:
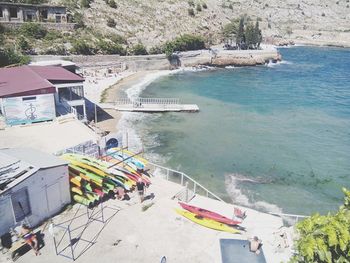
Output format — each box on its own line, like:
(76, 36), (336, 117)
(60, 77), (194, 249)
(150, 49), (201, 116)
(100, 98), (199, 112)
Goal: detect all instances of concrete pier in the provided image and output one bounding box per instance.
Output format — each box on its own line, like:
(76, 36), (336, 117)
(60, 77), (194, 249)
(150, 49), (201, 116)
(100, 97), (199, 113)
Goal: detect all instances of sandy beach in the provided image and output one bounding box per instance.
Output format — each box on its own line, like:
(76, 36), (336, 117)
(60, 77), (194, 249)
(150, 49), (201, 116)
(91, 69), (181, 134)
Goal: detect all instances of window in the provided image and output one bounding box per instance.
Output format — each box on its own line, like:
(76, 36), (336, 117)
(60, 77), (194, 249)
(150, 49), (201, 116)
(22, 96), (37, 101)
(40, 9), (48, 19)
(11, 188), (32, 222)
(9, 7), (17, 18)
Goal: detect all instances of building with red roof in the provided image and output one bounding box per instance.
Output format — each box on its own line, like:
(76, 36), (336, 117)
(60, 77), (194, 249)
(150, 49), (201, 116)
(0, 65), (85, 126)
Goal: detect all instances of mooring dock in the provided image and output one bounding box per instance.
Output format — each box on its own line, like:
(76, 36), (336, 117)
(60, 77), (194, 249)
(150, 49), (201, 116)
(100, 98), (199, 112)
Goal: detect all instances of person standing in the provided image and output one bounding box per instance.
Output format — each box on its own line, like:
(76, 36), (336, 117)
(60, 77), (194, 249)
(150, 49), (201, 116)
(136, 178), (145, 203)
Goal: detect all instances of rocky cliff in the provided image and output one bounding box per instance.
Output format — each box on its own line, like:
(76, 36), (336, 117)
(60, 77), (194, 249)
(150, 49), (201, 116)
(57, 0), (350, 48)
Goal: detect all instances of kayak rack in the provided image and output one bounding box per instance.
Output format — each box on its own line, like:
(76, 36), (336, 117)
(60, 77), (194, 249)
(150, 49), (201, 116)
(52, 201), (107, 261)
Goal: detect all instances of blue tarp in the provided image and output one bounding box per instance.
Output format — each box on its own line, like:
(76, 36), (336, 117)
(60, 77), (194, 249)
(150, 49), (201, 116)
(220, 239), (267, 263)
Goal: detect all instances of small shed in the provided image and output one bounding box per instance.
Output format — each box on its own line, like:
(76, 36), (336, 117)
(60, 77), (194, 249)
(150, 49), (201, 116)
(0, 148), (70, 236)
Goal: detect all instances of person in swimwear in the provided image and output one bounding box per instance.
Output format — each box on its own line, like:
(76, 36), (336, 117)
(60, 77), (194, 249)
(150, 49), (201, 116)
(21, 224), (40, 256)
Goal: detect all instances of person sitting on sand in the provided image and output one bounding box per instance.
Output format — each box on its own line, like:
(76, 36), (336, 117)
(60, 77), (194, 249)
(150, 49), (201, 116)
(21, 224), (40, 256)
(249, 236), (262, 255)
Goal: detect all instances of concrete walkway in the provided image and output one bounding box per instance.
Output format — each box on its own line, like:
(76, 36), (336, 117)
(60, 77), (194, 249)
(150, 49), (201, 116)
(1, 177), (293, 263)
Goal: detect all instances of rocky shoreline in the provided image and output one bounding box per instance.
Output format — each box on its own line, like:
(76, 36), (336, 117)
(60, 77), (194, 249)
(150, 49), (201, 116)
(32, 46), (282, 70)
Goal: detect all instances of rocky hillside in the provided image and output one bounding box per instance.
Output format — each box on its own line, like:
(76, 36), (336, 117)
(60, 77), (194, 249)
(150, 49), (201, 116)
(57, 0), (350, 47)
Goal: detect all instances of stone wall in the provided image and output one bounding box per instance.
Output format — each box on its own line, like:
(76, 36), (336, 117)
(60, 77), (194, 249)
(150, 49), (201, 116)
(31, 48), (281, 70)
(0, 21), (75, 31)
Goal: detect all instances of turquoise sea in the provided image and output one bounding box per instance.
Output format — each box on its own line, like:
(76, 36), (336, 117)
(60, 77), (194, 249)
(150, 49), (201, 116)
(122, 46), (350, 215)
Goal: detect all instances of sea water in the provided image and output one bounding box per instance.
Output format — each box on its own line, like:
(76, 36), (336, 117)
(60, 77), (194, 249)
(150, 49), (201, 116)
(120, 46), (350, 215)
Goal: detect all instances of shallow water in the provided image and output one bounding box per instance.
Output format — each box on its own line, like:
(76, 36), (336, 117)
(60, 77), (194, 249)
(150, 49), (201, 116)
(121, 46), (350, 215)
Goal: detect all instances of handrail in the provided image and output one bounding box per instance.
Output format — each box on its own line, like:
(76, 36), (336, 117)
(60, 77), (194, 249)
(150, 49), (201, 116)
(148, 161), (224, 202)
(268, 212), (309, 224)
(148, 162), (308, 224)
(115, 97), (180, 105)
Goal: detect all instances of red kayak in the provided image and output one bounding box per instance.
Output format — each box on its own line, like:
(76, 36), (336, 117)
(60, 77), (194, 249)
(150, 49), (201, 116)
(179, 202), (241, 226)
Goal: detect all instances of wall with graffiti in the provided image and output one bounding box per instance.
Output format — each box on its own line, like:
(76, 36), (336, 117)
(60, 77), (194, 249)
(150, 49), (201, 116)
(2, 94), (56, 126)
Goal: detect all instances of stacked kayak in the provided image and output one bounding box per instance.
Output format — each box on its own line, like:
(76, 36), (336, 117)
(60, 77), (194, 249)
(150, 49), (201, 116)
(106, 148), (147, 172)
(61, 152), (150, 208)
(175, 209), (241, 234)
(176, 202), (242, 234)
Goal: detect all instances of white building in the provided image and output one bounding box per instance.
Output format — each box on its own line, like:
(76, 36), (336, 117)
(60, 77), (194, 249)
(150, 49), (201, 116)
(0, 65), (86, 126)
(0, 148), (70, 236)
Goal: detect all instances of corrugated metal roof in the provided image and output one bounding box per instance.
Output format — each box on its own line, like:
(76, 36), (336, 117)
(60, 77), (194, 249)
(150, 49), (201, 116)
(0, 66), (54, 97)
(0, 152), (37, 193)
(0, 148), (67, 194)
(0, 148), (68, 169)
(0, 65), (84, 97)
(29, 66), (83, 82)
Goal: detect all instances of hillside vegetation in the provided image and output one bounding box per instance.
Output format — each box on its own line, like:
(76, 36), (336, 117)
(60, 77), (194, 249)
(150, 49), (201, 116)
(1, 0), (350, 66)
(56, 0), (350, 47)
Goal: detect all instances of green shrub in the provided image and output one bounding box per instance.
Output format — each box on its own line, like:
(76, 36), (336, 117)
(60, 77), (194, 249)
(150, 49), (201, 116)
(80, 0), (91, 8)
(130, 43), (148, 55)
(108, 0), (117, 8)
(107, 18), (116, 28)
(44, 30), (62, 41)
(291, 188), (350, 263)
(149, 46), (164, 54)
(188, 0), (194, 7)
(72, 12), (85, 28)
(0, 48), (30, 67)
(202, 3), (207, 9)
(109, 34), (127, 45)
(20, 23), (47, 39)
(228, 4), (233, 9)
(71, 40), (94, 55)
(45, 45), (67, 55)
(17, 36), (32, 53)
(97, 40), (126, 55)
(188, 8), (195, 16)
(164, 34), (205, 58)
(196, 3), (202, 11)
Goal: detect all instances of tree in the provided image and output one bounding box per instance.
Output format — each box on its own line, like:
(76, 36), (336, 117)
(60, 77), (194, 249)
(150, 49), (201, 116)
(291, 188), (350, 263)
(236, 17), (245, 49)
(0, 49), (30, 67)
(244, 23), (255, 49)
(222, 20), (238, 39)
(254, 20), (262, 48)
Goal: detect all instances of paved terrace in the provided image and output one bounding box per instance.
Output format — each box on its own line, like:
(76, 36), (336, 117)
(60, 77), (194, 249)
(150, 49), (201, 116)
(0, 176), (293, 263)
(0, 115), (97, 154)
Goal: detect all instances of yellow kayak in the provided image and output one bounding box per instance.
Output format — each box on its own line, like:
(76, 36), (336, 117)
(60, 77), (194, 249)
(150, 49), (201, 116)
(175, 209), (240, 234)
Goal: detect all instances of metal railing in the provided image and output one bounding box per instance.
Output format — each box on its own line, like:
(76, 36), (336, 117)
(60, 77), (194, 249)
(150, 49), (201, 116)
(147, 162), (308, 225)
(268, 212), (309, 225)
(148, 162), (224, 202)
(59, 98), (85, 121)
(115, 97), (180, 105)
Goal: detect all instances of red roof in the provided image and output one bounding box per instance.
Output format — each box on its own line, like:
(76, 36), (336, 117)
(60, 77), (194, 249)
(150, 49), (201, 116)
(0, 65), (84, 97)
(29, 65), (84, 82)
